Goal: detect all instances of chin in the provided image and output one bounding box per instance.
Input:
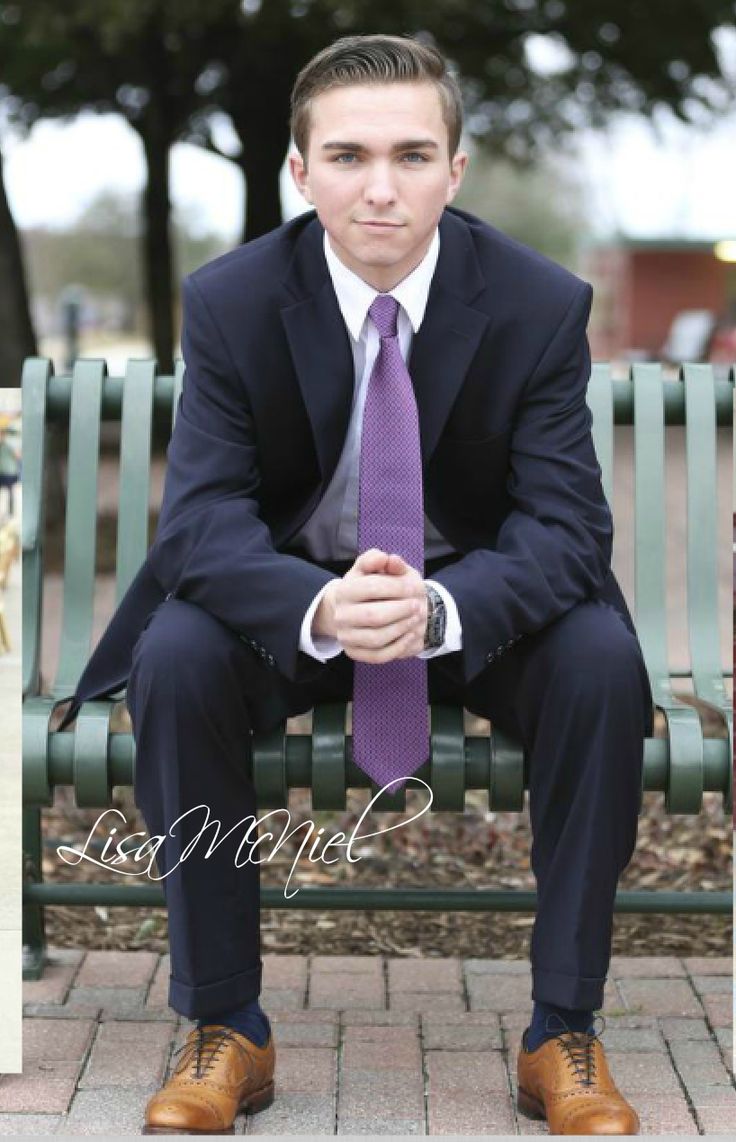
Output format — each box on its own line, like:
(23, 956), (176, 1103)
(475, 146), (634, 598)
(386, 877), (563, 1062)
(359, 237), (410, 257)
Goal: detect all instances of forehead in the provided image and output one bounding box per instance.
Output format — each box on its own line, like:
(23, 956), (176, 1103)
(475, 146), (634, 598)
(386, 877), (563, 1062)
(308, 81), (446, 144)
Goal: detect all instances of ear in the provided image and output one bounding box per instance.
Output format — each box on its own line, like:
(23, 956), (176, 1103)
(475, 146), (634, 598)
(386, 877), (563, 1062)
(289, 150), (313, 204)
(446, 149), (469, 204)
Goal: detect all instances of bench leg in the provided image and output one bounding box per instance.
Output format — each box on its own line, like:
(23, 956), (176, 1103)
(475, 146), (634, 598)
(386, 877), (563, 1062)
(23, 807), (46, 980)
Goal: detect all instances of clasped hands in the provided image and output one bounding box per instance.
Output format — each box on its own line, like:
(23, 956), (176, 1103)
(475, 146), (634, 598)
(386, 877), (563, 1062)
(312, 548), (428, 663)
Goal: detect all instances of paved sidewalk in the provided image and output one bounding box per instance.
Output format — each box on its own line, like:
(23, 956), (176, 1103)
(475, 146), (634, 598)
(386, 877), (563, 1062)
(3, 950), (733, 1135)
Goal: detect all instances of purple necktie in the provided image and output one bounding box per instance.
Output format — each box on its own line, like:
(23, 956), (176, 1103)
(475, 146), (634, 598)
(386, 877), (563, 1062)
(352, 294), (429, 792)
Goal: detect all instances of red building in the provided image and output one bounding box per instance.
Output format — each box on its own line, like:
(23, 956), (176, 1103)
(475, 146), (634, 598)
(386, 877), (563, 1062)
(583, 238), (735, 363)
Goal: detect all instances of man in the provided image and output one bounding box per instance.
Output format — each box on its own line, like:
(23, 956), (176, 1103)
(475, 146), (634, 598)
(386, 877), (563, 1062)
(64, 33), (654, 1136)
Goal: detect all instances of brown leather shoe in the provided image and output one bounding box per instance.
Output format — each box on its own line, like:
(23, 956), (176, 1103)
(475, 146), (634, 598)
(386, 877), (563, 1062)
(517, 1027), (639, 1135)
(143, 1024), (275, 1134)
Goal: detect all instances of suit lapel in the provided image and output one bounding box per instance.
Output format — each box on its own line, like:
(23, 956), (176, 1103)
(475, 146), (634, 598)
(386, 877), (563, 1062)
(280, 284), (354, 484)
(280, 217), (354, 484)
(279, 208), (491, 479)
(409, 210), (491, 460)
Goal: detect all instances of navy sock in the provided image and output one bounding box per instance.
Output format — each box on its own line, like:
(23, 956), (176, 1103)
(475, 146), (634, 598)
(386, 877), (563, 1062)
(524, 1001), (594, 1052)
(197, 997), (271, 1047)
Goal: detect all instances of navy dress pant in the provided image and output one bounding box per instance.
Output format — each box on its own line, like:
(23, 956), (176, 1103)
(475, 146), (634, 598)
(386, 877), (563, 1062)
(126, 592), (653, 1019)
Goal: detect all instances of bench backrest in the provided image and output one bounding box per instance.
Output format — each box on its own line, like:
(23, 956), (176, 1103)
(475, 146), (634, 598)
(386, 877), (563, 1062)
(21, 359), (733, 813)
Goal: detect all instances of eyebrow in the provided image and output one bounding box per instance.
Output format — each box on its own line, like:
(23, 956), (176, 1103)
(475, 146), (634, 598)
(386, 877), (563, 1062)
(321, 139), (439, 152)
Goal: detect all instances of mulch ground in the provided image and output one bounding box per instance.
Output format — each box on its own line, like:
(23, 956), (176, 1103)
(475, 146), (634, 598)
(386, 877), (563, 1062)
(37, 784), (731, 960)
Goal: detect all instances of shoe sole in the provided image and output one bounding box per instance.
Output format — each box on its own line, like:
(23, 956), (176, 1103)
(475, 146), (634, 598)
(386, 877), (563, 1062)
(142, 1080), (276, 1134)
(518, 1085), (640, 1135)
(517, 1086), (546, 1121)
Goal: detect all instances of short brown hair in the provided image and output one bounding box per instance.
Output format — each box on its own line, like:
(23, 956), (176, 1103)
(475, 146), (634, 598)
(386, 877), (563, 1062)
(290, 34), (463, 160)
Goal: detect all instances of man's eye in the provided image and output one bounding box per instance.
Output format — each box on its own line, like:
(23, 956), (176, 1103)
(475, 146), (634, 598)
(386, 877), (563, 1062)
(333, 153), (358, 163)
(402, 152), (428, 162)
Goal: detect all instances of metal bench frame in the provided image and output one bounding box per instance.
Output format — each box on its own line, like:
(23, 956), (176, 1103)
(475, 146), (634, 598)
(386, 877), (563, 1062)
(22, 359), (733, 979)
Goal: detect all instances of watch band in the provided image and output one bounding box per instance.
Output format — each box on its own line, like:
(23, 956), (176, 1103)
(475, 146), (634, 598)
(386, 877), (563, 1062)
(424, 584), (447, 650)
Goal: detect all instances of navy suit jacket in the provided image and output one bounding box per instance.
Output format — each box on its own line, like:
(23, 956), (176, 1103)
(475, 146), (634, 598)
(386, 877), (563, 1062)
(60, 205), (639, 728)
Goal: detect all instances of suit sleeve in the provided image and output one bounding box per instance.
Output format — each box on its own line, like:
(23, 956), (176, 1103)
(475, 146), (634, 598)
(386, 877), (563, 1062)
(432, 282), (612, 684)
(147, 275), (337, 683)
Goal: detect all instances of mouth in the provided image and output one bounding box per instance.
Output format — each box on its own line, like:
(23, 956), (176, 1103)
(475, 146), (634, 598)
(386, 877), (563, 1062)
(357, 221), (404, 229)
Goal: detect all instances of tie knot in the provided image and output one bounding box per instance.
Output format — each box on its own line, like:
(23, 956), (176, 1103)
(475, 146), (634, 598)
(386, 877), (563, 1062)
(368, 294), (399, 339)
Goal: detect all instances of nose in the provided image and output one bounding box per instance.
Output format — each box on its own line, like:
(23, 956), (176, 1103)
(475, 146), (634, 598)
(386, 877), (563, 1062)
(363, 162), (398, 207)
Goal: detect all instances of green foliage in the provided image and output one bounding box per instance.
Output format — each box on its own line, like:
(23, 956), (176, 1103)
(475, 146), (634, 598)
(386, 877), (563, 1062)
(1, 0), (733, 156)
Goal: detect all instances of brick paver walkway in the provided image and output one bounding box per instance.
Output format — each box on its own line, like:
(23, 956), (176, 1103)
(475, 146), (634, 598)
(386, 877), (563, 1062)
(3, 950), (732, 1134)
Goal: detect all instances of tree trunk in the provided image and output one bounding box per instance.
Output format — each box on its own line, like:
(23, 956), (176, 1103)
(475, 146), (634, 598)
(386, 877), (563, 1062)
(0, 147), (37, 386)
(239, 116), (291, 243)
(139, 110), (175, 374)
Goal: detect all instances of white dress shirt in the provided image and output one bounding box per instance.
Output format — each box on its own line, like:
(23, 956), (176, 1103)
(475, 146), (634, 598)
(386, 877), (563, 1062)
(296, 228), (463, 662)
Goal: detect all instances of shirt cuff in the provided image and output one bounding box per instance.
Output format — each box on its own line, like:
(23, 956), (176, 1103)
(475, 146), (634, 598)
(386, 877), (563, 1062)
(417, 579), (463, 658)
(300, 582), (343, 662)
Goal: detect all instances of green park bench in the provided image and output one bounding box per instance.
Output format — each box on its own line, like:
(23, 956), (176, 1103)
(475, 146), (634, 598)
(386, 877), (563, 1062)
(21, 358), (733, 979)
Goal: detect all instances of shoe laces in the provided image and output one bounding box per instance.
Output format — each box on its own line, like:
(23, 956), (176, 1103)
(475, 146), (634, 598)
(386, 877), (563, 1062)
(546, 1013), (606, 1088)
(172, 1025), (257, 1082)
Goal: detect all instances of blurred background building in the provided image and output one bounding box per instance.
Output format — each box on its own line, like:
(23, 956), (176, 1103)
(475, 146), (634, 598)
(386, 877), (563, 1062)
(585, 237), (736, 362)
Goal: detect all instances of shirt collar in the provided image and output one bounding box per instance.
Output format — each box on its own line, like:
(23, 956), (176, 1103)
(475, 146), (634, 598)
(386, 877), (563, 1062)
(323, 227), (440, 342)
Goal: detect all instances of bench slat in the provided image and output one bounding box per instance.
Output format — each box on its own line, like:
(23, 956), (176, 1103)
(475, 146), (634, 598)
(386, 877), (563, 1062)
(429, 705), (466, 812)
(20, 359), (51, 697)
(684, 364), (733, 814)
(632, 364), (705, 813)
(311, 704), (349, 811)
(683, 364), (730, 710)
(73, 704), (116, 807)
(23, 697), (57, 806)
(632, 364), (676, 698)
(55, 362), (105, 699)
(116, 361), (156, 604)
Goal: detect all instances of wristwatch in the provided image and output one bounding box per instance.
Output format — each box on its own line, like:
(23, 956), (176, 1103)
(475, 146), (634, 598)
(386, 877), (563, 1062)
(423, 584), (447, 650)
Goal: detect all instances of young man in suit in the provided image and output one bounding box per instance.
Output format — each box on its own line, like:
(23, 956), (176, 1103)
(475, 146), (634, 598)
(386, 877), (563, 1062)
(65, 33), (653, 1135)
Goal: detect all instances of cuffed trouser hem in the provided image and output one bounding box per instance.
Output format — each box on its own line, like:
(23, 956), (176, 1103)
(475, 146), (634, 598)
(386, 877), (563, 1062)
(531, 967), (605, 1012)
(169, 961), (263, 1020)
